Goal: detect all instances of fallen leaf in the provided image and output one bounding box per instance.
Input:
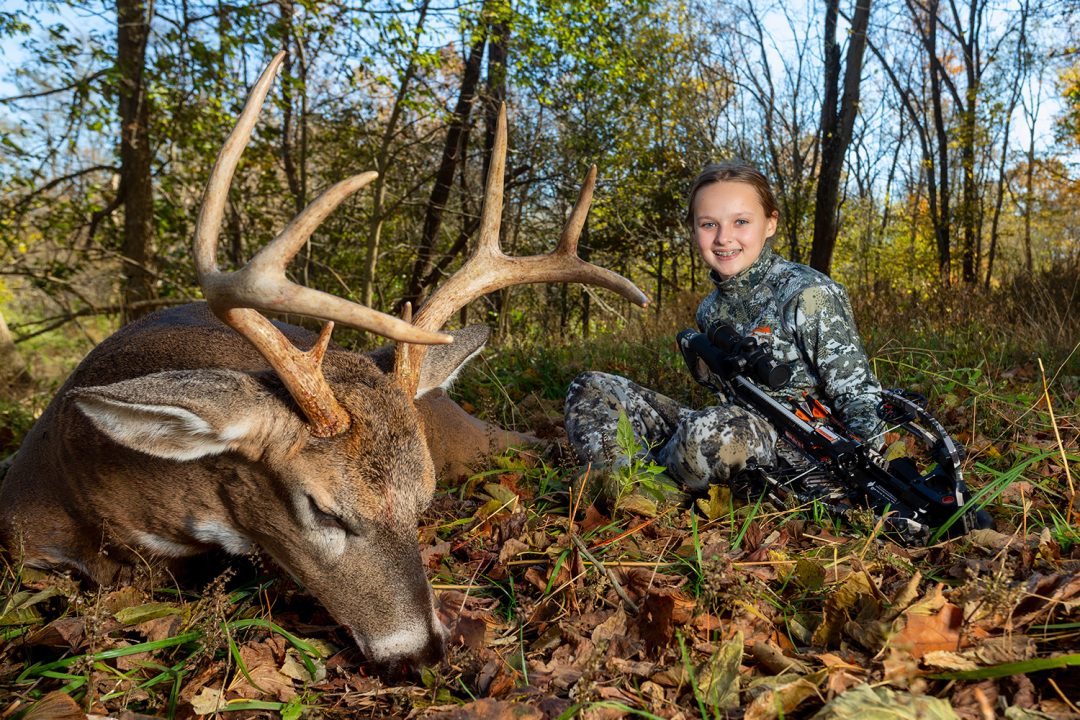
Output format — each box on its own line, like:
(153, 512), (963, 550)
(696, 485), (731, 521)
(114, 601), (179, 625)
(697, 630), (743, 711)
(809, 683), (960, 719)
(889, 602), (964, 658)
(23, 691), (84, 720)
(280, 647), (326, 683)
(425, 698), (543, 719)
(102, 586), (144, 614)
(26, 616), (86, 650)
(134, 614), (182, 643)
(420, 540), (452, 568)
(815, 652), (865, 671)
(229, 638), (297, 702)
(190, 686), (225, 716)
(794, 557), (826, 591)
(451, 615), (488, 651)
(921, 650), (979, 671)
(0, 587), (63, 626)
(638, 594), (675, 656)
(591, 607), (627, 645)
(498, 537), (530, 565)
(616, 492), (658, 517)
(812, 573), (875, 646)
(745, 670), (824, 720)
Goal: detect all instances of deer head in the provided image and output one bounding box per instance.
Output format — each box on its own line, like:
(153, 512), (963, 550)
(0, 52), (648, 673)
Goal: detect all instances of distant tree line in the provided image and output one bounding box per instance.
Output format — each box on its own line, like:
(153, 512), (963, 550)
(0, 0), (1077, 344)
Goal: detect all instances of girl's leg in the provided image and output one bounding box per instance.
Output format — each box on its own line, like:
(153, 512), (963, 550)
(657, 405), (777, 492)
(564, 371), (690, 468)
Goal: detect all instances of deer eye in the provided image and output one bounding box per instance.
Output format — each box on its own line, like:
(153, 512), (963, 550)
(308, 496), (348, 533)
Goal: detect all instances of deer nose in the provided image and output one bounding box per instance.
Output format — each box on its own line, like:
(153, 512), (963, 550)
(374, 626), (446, 680)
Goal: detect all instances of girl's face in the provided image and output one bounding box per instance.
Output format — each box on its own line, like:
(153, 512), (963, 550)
(692, 181), (778, 280)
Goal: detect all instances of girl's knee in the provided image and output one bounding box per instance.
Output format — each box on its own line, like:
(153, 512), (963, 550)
(566, 371), (622, 405)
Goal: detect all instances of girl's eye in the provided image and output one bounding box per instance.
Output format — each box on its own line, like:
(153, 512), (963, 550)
(735, 218), (749, 226)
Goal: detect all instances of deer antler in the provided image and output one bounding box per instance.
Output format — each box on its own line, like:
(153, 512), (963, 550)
(194, 52), (452, 437)
(394, 105), (649, 396)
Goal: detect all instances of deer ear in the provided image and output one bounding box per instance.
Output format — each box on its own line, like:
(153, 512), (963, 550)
(71, 369), (298, 462)
(415, 325), (489, 398)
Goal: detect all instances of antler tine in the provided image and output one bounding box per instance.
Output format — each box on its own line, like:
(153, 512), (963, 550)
(475, 104), (508, 257)
(193, 53), (453, 437)
(194, 52), (286, 279)
(554, 164), (596, 256)
(394, 105), (649, 397)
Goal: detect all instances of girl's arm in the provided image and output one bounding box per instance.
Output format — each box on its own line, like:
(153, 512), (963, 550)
(792, 283), (883, 441)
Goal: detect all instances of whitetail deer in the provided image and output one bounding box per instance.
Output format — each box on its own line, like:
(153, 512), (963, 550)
(0, 53), (647, 670)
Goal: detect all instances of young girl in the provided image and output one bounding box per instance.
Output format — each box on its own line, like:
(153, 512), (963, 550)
(564, 162), (883, 493)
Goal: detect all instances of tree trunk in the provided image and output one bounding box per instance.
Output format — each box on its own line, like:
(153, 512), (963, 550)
(986, 0), (1028, 288)
(403, 17), (487, 309)
(957, 0), (981, 283)
(360, 0), (431, 308)
(117, 0), (155, 322)
(810, 0), (871, 275)
(925, 0), (952, 283)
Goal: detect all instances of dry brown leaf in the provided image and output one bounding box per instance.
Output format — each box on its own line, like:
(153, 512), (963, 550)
(26, 616), (87, 650)
(451, 615), (488, 651)
(952, 681), (999, 720)
(815, 652), (866, 671)
(972, 635), (1037, 665)
(189, 686), (225, 716)
(825, 669), (864, 697)
(591, 607), (628, 645)
(420, 540), (452, 568)
(744, 670), (825, 720)
(639, 593), (675, 655)
(812, 572), (875, 647)
(921, 650), (979, 671)
(101, 586), (144, 614)
(134, 613), (182, 643)
(497, 537), (530, 565)
(228, 638), (297, 702)
(882, 647), (924, 691)
(889, 602), (965, 658)
(23, 691), (84, 720)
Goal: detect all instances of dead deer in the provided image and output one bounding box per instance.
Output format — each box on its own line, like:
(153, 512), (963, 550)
(0, 53), (647, 671)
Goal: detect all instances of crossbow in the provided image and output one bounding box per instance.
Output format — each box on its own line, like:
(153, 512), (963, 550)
(677, 324), (985, 544)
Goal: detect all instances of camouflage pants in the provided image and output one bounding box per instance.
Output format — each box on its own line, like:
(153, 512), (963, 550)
(564, 371), (777, 492)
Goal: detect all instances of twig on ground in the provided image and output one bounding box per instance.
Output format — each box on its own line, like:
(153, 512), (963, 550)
(569, 533), (639, 615)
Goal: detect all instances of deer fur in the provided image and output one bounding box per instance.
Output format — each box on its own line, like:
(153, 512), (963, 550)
(0, 303), (500, 668)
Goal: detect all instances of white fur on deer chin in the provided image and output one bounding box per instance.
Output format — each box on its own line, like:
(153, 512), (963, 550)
(133, 531), (200, 557)
(190, 520), (255, 555)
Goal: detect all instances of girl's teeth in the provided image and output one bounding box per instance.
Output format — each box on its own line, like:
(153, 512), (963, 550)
(715, 250), (739, 258)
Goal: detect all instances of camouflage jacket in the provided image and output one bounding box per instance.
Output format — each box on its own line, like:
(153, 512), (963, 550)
(695, 244), (883, 440)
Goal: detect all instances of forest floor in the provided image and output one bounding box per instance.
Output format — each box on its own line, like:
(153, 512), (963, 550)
(1, 281), (1079, 719)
